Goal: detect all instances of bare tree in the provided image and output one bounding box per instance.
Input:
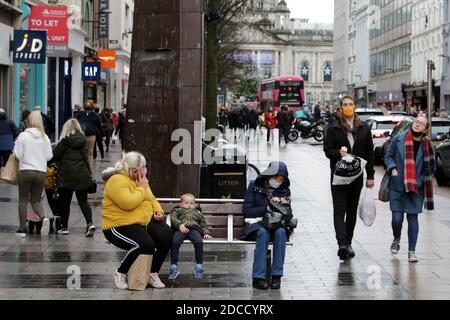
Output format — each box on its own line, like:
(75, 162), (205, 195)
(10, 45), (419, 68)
(205, 0), (249, 131)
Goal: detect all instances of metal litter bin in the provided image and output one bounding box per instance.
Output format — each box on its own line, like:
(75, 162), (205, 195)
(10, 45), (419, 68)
(200, 143), (247, 199)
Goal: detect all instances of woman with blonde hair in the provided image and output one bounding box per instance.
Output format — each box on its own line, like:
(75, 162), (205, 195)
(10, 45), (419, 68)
(101, 151), (172, 290)
(48, 118), (96, 237)
(13, 110), (53, 237)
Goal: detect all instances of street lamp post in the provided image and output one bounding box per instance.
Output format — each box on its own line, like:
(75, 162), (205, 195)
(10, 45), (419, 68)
(427, 60), (435, 136)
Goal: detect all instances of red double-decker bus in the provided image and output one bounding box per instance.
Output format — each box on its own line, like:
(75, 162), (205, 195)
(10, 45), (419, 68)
(258, 75), (305, 112)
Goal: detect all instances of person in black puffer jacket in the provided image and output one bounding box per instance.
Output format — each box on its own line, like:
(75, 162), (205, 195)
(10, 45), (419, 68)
(0, 108), (18, 166)
(323, 96), (375, 261)
(49, 119), (96, 237)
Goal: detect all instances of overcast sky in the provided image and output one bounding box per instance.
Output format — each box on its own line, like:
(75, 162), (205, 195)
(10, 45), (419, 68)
(285, 0), (334, 23)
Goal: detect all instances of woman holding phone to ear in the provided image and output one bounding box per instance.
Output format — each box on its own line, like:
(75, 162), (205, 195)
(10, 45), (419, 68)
(101, 151), (172, 290)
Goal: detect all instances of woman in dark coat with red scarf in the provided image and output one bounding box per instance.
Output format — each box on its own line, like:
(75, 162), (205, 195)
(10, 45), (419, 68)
(384, 116), (435, 263)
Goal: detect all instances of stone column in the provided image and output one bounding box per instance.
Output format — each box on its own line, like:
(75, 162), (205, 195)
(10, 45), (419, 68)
(124, 0), (204, 197)
(71, 55), (83, 108)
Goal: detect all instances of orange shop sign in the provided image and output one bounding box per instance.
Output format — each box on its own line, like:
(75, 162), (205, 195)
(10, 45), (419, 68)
(98, 50), (116, 68)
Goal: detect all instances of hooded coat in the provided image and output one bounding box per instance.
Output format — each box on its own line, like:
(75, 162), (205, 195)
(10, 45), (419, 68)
(241, 161), (292, 240)
(49, 131), (92, 191)
(0, 112), (18, 151)
(13, 128), (52, 173)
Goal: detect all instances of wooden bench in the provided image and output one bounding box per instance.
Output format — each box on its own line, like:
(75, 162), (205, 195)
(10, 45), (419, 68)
(159, 198), (294, 280)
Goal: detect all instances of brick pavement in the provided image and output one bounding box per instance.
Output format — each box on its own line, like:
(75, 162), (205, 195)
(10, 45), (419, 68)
(0, 131), (449, 300)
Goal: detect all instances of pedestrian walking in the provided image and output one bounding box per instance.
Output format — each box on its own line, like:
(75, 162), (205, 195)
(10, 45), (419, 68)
(100, 107), (114, 152)
(102, 151), (172, 290)
(114, 107), (126, 150)
(384, 116), (435, 262)
(75, 100), (105, 169)
(0, 108), (18, 167)
(276, 106), (291, 145)
(18, 110), (30, 133)
(313, 102), (322, 122)
(247, 109), (259, 139)
(13, 111), (53, 237)
(323, 96), (375, 260)
(264, 106), (277, 143)
(48, 119), (96, 237)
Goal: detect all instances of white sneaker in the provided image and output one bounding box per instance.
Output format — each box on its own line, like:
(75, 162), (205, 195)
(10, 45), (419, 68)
(114, 271), (128, 290)
(149, 272), (166, 288)
(408, 251), (418, 263)
(40, 218), (50, 236)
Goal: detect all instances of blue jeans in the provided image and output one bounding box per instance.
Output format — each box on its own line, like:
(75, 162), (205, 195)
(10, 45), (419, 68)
(252, 227), (287, 279)
(171, 229), (204, 264)
(392, 212), (419, 252)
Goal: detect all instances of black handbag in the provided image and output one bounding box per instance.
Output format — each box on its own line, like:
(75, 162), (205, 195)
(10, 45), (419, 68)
(87, 179), (97, 194)
(78, 149), (97, 194)
(378, 171), (390, 202)
(262, 199), (295, 232)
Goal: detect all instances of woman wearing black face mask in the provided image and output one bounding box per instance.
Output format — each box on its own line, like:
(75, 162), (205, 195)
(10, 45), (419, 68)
(385, 116), (435, 263)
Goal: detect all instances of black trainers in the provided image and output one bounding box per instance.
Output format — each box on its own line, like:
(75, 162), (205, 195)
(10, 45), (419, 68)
(338, 245), (349, 260)
(347, 245), (355, 258)
(252, 278), (269, 290)
(85, 224), (96, 237)
(270, 276), (281, 290)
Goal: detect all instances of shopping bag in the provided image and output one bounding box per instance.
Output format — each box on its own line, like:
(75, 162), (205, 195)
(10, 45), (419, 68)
(358, 188), (377, 227)
(111, 131), (118, 142)
(127, 254), (153, 291)
(1, 154), (19, 185)
(26, 191), (55, 222)
(378, 171), (390, 202)
(332, 155), (367, 186)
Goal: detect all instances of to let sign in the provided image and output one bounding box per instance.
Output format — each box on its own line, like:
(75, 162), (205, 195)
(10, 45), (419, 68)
(82, 62), (101, 81)
(12, 30), (47, 64)
(29, 6), (69, 57)
(98, 0), (109, 39)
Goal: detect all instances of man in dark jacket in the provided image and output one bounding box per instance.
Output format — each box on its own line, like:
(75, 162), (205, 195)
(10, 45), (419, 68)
(276, 106), (292, 144)
(0, 108), (18, 166)
(75, 100), (105, 169)
(323, 96), (374, 260)
(242, 161), (294, 290)
(314, 102), (322, 122)
(114, 108), (126, 151)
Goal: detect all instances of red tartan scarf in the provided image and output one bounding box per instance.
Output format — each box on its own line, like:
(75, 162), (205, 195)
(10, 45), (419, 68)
(404, 131), (435, 210)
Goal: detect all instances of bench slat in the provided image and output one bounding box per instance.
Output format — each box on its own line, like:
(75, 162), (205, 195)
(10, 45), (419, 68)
(160, 203), (242, 215)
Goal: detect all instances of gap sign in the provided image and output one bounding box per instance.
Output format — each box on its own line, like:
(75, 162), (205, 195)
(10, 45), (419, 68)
(12, 30), (47, 64)
(82, 62), (101, 81)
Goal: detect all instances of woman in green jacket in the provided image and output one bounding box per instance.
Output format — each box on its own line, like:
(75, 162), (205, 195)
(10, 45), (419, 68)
(49, 119), (95, 237)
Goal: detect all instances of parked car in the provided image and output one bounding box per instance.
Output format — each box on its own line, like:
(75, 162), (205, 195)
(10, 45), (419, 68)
(430, 117), (450, 141)
(381, 116), (415, 164)
(366, 115), (406, 164)
(355, 108), (385, 123)
(435, 132), (450, 186)
(388, 111), (408, 116)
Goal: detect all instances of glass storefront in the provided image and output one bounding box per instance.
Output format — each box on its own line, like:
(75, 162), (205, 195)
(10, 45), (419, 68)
(19, 64), (30, 112)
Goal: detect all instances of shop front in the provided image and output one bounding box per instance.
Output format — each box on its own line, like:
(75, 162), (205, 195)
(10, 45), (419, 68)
(0, 2), (21, 118)
(375, 90), (405, 111)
